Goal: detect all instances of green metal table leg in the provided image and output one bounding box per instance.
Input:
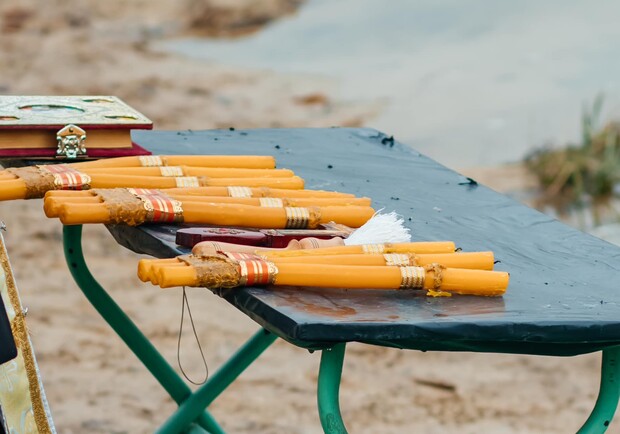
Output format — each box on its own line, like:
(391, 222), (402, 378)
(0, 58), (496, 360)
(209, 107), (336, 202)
(184, 424), (210, 434)
(578, 347), (620, 433)
(63, 225), (222, 434)
(157, 328), (277, 434)
(317, 343), (348, 434)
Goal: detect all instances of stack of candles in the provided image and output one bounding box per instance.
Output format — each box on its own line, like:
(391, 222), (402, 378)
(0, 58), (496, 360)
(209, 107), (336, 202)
(35, 154), (376, 228)
(26, 153), (510, 296)
(137, 241), (509, 297)
(0, 155), (304, 201)
(43, 188), (375, 228)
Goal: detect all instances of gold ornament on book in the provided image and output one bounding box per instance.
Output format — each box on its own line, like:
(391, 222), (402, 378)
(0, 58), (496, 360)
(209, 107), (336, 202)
(56, 124), (87, 159)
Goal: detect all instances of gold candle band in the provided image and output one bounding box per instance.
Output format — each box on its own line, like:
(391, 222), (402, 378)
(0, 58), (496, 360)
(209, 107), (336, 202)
(399, 266), (425, 289)
(259, 197), (284, 208)
(383, 253), (413, 266)
(285, 207), (310, 229)
(175, 176), (201, 188)
(160, 166), (184, 177)
(137, 193), (184, 224)
(227, 186), (253, 197)
(139, 155), (164, 167)
(40, 165), (91, 190)
(237, 257), (278, 286)
(362, 244), (385, 254)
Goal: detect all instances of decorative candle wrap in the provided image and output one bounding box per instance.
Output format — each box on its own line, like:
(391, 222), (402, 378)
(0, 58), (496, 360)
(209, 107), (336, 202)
(220, 252), (279, 286)
(160, 166), (184, 177)
(139, 156), (164, 167)
(228, 186), (253, 197)
(137, 193), (184, 224)
(362, 244), (388, 254)
(177, 254), (241, 288)
(399, 266), (425, 289)
(285, 207), (316, 228)
(6, 165), (91, 199)
(174, 176), (201, 188)
(176, 253), (279, 288)
(92, 188), (183, 225)
(259, 197), (284, 208)
(384, 253), (415, 266)
(398, 263), (452, 297)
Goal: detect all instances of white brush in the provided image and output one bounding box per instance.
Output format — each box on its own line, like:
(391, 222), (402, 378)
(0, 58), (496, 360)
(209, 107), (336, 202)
(344, 210), (411, 245)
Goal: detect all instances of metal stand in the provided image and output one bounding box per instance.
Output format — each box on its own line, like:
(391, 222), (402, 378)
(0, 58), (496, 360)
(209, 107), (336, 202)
(318, 343), (348, 434)
(65, 224), (620, 433)
(578, 347), (620, 433)
(63, 225), (276, 434)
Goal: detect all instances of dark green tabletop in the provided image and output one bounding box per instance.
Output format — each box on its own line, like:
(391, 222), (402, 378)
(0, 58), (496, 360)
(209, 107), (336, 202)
(108, 127), (620, 356)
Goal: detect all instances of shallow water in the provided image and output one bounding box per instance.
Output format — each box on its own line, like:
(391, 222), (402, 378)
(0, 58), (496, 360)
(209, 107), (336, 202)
(158, 0), (620, 168)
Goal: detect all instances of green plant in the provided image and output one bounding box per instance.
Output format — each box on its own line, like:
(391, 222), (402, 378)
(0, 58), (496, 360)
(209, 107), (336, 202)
(525, 95), (620, 221)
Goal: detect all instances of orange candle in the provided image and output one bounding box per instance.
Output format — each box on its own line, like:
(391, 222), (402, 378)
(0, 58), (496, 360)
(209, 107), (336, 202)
(0, 179), (28, 201)
(83, 167), (296, 178)
(57, 201), (375, 227)
(87, 174), (305, 190)
(261, 241), (456, 257)
(152, 259), (508, 296)
(166, 187), (355, 198)
(69, 155), (277, 169)
(269, 252), (495, 270)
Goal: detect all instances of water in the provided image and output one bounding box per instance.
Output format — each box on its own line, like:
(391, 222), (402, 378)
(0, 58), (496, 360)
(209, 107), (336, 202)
(158, 0), (620, 168)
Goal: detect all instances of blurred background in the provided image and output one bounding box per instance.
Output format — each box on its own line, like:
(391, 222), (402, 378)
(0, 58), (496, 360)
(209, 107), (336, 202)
(2, 0), (620, 433)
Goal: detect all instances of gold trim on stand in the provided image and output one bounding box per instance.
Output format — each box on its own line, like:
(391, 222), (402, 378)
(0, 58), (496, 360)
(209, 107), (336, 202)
(0, 233), (54, 433)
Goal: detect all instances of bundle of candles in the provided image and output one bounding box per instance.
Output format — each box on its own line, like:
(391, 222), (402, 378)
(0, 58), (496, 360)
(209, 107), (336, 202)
(0, 155), (304, 201)
(0, 153), (371, 229)
(137, 241), (509, 297)
(43, 188), (375, 227)
(29, 153), (510, 296)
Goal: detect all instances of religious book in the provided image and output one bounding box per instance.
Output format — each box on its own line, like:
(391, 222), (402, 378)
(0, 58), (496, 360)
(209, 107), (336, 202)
(0, 95), (152, 160)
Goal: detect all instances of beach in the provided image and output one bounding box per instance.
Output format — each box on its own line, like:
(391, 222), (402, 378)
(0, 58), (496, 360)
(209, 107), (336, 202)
(0, 1), (614, 433)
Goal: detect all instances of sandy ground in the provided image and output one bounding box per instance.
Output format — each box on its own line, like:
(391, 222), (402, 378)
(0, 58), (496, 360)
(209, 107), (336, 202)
(0, 1), (616, 433)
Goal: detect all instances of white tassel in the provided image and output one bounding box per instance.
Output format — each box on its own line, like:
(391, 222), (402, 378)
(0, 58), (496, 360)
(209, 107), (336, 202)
(344, 210), (411, 245)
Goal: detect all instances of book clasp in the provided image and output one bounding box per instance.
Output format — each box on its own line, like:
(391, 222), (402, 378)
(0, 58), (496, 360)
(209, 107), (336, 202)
(56, 124), (87, 159)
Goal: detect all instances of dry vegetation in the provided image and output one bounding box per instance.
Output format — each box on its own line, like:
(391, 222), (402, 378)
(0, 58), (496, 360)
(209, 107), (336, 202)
(525, 96), (620, 225)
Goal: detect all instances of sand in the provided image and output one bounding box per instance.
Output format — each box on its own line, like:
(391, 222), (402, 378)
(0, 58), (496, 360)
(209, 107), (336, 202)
(0, 1), (614, 433)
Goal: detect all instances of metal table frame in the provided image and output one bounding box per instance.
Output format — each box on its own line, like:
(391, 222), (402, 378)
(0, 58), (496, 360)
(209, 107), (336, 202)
(63, 224), (620, 433)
